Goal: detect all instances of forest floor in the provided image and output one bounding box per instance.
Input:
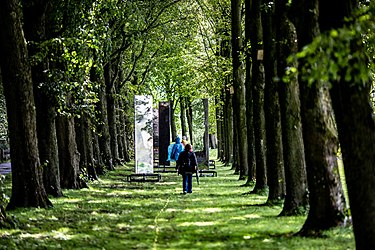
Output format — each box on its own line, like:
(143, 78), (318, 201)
(0, 160), (354, 249)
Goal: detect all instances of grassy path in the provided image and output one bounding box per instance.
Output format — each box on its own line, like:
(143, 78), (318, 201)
(1, 161), (354, 249)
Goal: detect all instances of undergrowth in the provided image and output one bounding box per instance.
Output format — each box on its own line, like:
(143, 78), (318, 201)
(0, 161), (354, 249)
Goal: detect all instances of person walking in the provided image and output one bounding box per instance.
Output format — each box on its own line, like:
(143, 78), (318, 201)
(176, 144), (198, 194)
(167, 136), (184, 162)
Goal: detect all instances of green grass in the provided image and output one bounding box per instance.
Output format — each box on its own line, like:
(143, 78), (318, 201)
(0, 161), (355, 250)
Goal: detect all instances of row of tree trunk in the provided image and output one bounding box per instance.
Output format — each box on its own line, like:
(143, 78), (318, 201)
(216, 0), (375, 247)
(0, 0), (131, 210)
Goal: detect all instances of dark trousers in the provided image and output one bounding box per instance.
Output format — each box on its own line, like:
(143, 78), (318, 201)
(182, 173), (193, 193)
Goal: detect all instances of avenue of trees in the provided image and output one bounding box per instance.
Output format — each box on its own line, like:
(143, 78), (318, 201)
(0, 0), (374, 248)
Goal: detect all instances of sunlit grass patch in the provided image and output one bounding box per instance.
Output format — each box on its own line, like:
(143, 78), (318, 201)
(0, 158), (355, 250)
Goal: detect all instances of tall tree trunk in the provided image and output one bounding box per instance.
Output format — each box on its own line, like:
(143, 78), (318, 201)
(220, 32), (232, 165)
(37, 102), (62, 196)
(261, 0), (285, 203)
(92, 133), (105, 175)
(104, 63), (119, 165)
(180, 99), (187, 138)
(118, 99), (130, 162)
(170, 100), (177, 140)
(276, 0), (308, 216)
(186, 97), (193, 145)
(231, 0), (249, 180)
(320, 0), (375, 247)
(203, 99), (210, 163)
(292, 0), (347, 235)
(244, 0), (256, 183)
(56, 113), (83, 189)
(215, 97), (224, 161)
(23, 0), (62, 198)
(94, 67), (114, 170)
(76, 115), (98, 180)
(0, 0), (52, 209)
(330, 68), (375, 248)
(223, 89), (234, 165)
(249, 0), (268, 194)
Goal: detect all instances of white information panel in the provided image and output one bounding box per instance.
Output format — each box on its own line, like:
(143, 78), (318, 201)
(134, 95), (153, 173)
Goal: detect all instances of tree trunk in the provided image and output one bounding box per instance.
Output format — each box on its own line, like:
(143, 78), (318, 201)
(292, 0), (347, 235)
(56, 113), (82, 189)
(231, 0), (249, 180)
(76, 115), (98, 181)
(180, 99), (187, 138)
(330, 70), (375, 248)
(215, 97), (224, 161)
(249, 0), (267, 194)
(38, 102), (62, 197)
(94, 68), (114, 170)
(244, 0), (256, 183)
(276, 0), (308, 216)
(92, 133), (105, 175)
(261, 0), (285, 203)
(22, 0), (62, 198)
(104, 63), (119, 165)
(118, 99), (130, 162)
(203, 99), (210, 164)
(223, 89), (234, 165)
(186, 97), (193, 145)
(0, 0), (52, 209)
(170, 99), (177, 140)
(320, 0), (375, 247)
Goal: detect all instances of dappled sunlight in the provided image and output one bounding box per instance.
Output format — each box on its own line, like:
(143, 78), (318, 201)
(155, 181), (178, 186)
(0, 163), (354, 249)
(179, 221), (218, 227)
(19, 227), (75, 241)
(244, 213), (262, 219)
(88, 199), (110, 204)
(195, 207), (222, 213)
(92, 225), (111, 231)
(105, 190), (132, 196)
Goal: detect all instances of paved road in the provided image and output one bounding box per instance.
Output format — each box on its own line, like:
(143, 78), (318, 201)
(0, 162), (11, 175)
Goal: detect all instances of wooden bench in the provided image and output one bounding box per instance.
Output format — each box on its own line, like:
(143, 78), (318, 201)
(208, 160), (216, 169)
(199, 169), (217, 177)
(127, 173), (161, 182)
(154, 165), (177, 173)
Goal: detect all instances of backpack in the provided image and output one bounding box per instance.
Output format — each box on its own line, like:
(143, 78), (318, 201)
(181, 152), (195, 173)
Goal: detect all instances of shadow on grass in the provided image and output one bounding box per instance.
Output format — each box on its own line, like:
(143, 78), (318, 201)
(0, 162), (355, 250)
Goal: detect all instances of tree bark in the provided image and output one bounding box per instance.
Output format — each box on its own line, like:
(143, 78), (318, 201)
(180, 99), (187, 138)
(223, 89), (234, 165)
(249, 0), (268, 194)
(186, 97), (193, 145)
(261, 0), (285, 203)
(276, 0), (308, 216)
(292, 0), (347, 235)
(203, 99), (210, 164)
(330, 68), (375, 248)
(23, 0), (62, 198)
(0, 0), (52, 209)
(76, 115), (98, 181)
(118, 99), (130, 162)
(94, 67), (114, 170)
(244, 0), (256, 183)
(170, 99), (177, 140)
(215, 97), (225, 161)
(231, 0), (249, 179)
(104, 63), (119, 165)
(56, 113), (82, 189)
(320, 0), (375, 247)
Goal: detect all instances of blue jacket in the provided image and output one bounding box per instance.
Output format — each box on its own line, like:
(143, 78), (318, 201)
(168, 137), (183, 161)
